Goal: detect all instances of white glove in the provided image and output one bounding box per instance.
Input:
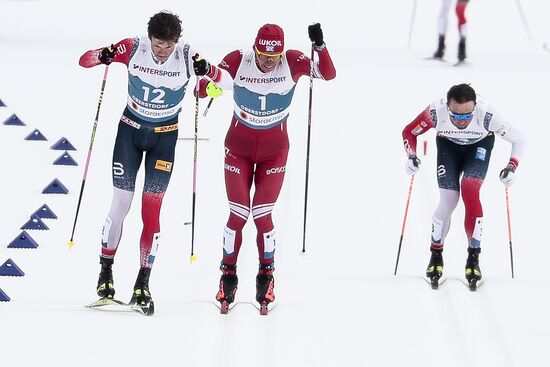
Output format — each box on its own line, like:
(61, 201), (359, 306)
(405, 154), (421, 175)
(499, 163), (516, 187)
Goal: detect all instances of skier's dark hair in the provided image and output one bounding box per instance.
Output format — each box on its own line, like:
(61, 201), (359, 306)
(148, 11), (182, 43)
(447, 83), (476, 104)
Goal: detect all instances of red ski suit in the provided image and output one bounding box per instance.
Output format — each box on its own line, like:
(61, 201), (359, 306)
(205, 46), (335, 266)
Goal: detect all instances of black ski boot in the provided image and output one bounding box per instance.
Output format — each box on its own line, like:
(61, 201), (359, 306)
(96, 256), (115, 299)
(433, 36), (445, 59)
(129, 267), (154, 315)
(465, 247), (481, 291)
(256, 263), (275, 315)
(426, 248), (443, 289)
(216, 263), (238, 314)
(458, 39), (467, 62)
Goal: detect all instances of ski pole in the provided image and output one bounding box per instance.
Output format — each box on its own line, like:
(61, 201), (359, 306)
(189, 76), (201, 264)
(67, 65), (110, 249)
(514, 0), (534, 42)
(505, 187), (515, 278)
(178, 137), (210, 141)
(394, 174), (415, 275)
(407, 0), (418, 50)
(203, 98), (214, 117)
(301, 44), (315, 254)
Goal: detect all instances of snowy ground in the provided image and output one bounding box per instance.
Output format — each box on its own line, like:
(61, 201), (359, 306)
(1, 0), (549, 366)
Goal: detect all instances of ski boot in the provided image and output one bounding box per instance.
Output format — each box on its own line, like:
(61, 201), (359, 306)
(426, 248), (443, 289)
(433, 36), (445, 59)
(96, 256), (115, 299)
(458, 39), (467, 63)
(256, 263), (275, 315)
(129, 267), (154, 315)
(215, 263), (238, 314)
(465, 247), (482, 291)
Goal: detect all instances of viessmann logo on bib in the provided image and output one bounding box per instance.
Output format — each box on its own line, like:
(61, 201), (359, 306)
(258, 39), (282, 52)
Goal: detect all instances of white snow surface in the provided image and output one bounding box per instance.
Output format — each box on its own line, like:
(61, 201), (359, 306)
(1, 0), (549, 366)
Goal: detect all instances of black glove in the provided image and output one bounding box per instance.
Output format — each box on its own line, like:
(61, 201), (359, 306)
(405, 154), (421, 175)
(192, 54), (211, 76)
(499, 162), (516, 187)
(308, 23), (324, 46)
(99, 45), (116, 65)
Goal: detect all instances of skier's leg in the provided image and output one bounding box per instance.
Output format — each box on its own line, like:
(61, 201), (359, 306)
(456, 0), (469, 39)
(97, 121), (142, 298)
(128, 125), (177, 307)
(433, 136), (462, 250)
(461, 135), (494, 249)
(251, 124), (289, 305)
(215, 158), (251, 306)
(437, 0), (453, 36)
(432, 189), (460, 249)
(222, 148), (254, 267)
(456, 0), (469, 60)
(251, 161), (286, 305)
(140, 127), (177, 269)
(252, 158), (287, 268)
(434, 0), (453, 57)
(251, 124), (290, 268)
(426, 136), (462, 279)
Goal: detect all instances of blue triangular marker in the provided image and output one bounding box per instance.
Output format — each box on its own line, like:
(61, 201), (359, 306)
(0, 259), (25, 276)
(8, 231), (39, 249)
(42, 178), (69, 194)
(21, 215), (49, 230)
(53, 151), (78, 166)
(2, 114), (25, 126)
(25, 129), (47, 141)
(0, 99), (5, 107)
(50, 137), (76, 151)
(32, 204), (57, 219)
(0, 288), (10, 302)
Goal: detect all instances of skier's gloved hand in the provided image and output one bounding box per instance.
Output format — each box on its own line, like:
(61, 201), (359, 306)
(192, 54), (211, 76)
(99, 45), (116, 65)
(206, 82), (223, 99)
(308, 23), (324, 46)
(405, 154), (421, 175)
(499, 162), (516, 187)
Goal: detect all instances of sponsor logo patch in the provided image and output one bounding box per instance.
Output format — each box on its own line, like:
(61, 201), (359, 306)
(113, 162), (124, 176)
(475, 147), (487, 161)
(224, 163), (241, 174)
(430, 109), (438, 125)
(121, 115), (141, 129)
(154, 124), (178, 133)
(483, 112), (493, 130)
(116, 44), (127, 54)
(412, 124), (423, 136)
(259, 39), (282, 52)
(266, 166), (286, 175)
(239, 76), (286, 83)
(155, 160), (173, 172)
(132, 64), (181, 77)
(495, 124), (506, 136)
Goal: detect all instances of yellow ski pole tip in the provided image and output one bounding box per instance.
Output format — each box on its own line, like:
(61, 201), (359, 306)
(190, 254), (197, 263)
(67, 240), (75, 249)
